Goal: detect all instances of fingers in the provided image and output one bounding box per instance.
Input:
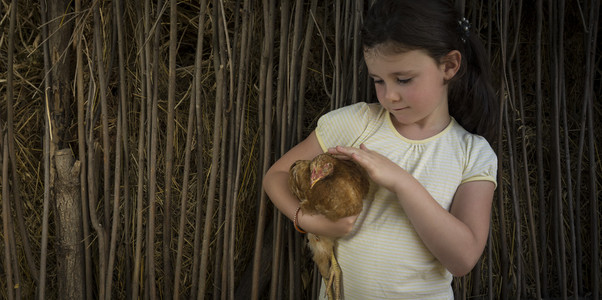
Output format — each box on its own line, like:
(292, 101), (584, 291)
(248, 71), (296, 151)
(326, 147), (352, 160)
(328, 144), (370, 155)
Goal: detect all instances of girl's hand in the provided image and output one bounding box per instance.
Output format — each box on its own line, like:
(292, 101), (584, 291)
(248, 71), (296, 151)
(298, 211), (359, 238)
(328, 144), (405, 193)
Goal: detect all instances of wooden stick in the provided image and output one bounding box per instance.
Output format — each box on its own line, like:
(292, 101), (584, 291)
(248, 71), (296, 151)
(190, 1), (208, 298)
(252, 0), (276, 298)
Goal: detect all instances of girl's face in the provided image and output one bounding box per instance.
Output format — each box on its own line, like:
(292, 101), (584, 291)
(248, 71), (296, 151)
(364, 48), (459, 137)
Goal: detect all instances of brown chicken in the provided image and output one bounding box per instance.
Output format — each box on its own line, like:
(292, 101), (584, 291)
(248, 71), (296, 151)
(289, 153), (369, 300)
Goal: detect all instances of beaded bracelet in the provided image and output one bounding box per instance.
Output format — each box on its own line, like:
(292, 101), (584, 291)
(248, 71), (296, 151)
(293, 206), (306, 234)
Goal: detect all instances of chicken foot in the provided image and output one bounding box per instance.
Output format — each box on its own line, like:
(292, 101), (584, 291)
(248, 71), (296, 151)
(325, 251), (342, 300)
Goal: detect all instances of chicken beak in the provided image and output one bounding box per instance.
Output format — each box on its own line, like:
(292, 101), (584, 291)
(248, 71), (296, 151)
(310, 179), (317, 189)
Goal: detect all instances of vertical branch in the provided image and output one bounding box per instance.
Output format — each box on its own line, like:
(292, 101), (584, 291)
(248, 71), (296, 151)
(6, 0), (38, 283)
(38, 0), (53, 297)
(75, 1), (93, 298)
(275, 0), (290, 155)
(507, 2), (524, 297)
(271, 1), (290, 298)
(229, 0), (252, 298)
(117, 0), (132, 294)
(173, 94), (196, 299)
(2, 134), (15, 300)
(147, 0), (164, 297)
(351, 0), (361, 104)
(585, 0), (600, 296)
(4, 2), (22, 299)
(131, 0), (149, 298)
(198, 1), (225, 297)
(93, 0), (112, 251)
(92, 3), (110, 298)
(252, 0), (276, 298)
(217, 1), (237, 297)
(190, 1), (208, 297)
(216, 109), (229, 300)
(287, 0), (303, 146)
(503, 77), (521, 299)
(105, 104), (123, 299)
(557, 0), (579, 296)
(515, 24), (542, 300)
(534, 0), (548, 296)
(485, 3), (494, 298)
(548, 0), (567, 297)
(333, 0), (341, 109)
(163, 0), (178, 297)
(496, 0), (510, 298)
(296, 0), (318, 141)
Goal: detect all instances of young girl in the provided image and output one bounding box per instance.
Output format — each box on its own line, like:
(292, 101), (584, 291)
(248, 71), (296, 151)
(263, 0), (498, 298)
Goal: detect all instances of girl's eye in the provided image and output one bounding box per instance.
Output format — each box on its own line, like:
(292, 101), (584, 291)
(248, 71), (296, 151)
(397, 78), (412, 84)
(373, 79), (384, 85)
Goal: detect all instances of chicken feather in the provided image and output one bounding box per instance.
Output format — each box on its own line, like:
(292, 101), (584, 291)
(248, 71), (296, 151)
(289, 153), (369, 300)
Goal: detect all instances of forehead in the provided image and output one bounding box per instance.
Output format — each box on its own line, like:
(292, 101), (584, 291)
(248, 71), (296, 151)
(363, 48), (437, 74)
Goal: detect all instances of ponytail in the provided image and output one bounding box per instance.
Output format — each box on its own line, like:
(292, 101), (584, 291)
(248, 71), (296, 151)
(448, 33), (498, 144)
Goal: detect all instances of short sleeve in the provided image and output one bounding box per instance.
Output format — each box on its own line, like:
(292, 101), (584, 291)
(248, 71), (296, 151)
(461, 135), (498, 188)
(315, 102), (381, 151)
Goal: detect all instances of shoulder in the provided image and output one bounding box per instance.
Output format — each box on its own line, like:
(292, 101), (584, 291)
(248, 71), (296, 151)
(316, 101), (385, 133)
(321, 102), (384, 120)
(446, 120), (498, 185)
(448, 119), (495, 157)
(315, 102), (386, 151)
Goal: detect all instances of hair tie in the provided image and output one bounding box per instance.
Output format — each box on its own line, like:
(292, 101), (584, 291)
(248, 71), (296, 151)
(458, 17), (471, 43)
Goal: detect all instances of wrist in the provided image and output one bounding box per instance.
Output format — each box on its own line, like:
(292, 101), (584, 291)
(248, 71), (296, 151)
(293, 206), (306, 233)
(392, 168), (415, 195)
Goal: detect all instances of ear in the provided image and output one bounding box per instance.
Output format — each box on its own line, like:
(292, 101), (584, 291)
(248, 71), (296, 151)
(440, 50), (461, 81)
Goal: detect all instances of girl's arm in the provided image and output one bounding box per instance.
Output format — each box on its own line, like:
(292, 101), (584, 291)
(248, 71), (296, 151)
(331, 144), (494, 277)
(263, 131), (360, 238)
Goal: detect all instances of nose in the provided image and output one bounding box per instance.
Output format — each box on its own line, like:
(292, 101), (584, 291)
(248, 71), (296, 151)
(383, 84), (401, 102)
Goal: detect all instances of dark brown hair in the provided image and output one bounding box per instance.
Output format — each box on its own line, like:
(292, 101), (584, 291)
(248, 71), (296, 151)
(361, 0), (498, 143)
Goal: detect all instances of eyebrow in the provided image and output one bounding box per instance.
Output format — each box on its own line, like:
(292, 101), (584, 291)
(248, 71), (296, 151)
(368, 71), (415, 78)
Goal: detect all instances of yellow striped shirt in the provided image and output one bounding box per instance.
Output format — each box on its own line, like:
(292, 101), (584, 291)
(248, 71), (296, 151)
(315, 102), (497, 299)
